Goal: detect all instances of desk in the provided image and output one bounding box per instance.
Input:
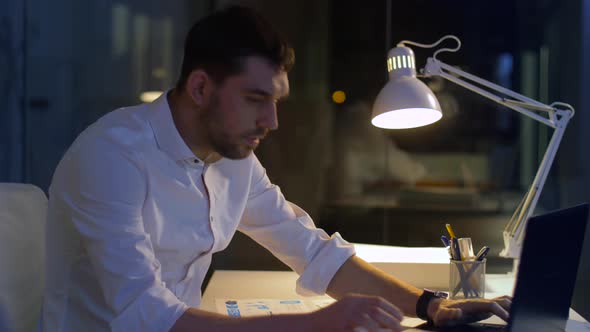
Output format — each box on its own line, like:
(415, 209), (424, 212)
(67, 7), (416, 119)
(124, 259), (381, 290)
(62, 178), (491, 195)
(202, 270), (590, 331)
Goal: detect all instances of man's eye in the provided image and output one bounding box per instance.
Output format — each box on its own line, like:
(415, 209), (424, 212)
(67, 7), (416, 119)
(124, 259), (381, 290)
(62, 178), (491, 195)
(246, 96), (264, 103)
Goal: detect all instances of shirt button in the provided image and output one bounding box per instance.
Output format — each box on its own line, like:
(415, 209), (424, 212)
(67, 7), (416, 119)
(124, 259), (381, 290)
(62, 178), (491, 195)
(210, 216), (214, 222)
(194, 159), (200, 164)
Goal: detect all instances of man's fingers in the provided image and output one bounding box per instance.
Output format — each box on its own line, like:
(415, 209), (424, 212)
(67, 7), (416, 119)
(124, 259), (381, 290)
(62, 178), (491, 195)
(493, 296), (512, 313)
(372, 297), (404, 322)
(369, 306), (402, 330)
(476, 300), (510, 322)
(353, 312), (386, 332)
(490, 302), (510, 322)
(426, 297), (513, 327)
(351, 296), (403, 331)
(329, 295), (404, 332)
(462, 300), (510, 322)
(355, 296), (403, 322)
(362, 312), (381, 329)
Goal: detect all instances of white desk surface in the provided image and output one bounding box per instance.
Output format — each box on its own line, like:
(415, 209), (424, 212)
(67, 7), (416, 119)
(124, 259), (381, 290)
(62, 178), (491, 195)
(202, 270), (590, 331)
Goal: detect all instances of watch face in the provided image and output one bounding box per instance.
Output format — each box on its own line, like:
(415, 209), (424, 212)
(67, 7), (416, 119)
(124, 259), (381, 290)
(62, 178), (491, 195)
(424, 289), (448, 299)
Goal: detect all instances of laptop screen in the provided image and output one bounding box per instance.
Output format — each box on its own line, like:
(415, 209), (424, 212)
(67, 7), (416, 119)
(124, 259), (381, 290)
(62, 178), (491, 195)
(509, 204), (588, 332)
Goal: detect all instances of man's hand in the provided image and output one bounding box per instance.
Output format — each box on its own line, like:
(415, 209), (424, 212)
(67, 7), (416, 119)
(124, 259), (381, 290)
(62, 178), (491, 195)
(309, 293), (405, 331)
(428, 295), (512, 327)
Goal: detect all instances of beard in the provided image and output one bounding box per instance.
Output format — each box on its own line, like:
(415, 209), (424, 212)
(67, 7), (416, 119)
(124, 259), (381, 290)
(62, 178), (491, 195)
(203, 93), (268, 160)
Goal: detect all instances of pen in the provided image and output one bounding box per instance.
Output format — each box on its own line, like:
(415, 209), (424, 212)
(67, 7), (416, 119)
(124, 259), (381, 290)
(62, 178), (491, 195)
(451, 237), (462, 261)
(445, 223), (457, 239)
(441, 235), (451, 247)
(441, 236), (452, 258)
(474, 246), (490, 261)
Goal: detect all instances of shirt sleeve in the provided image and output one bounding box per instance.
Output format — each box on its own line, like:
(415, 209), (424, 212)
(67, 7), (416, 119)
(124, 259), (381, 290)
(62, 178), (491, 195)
(58, 138), (187, 331)
(237, 155), (356, 296)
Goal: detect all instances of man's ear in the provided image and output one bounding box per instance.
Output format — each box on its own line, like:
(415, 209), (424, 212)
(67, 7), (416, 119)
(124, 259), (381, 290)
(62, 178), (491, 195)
(185, 69), (214, 107)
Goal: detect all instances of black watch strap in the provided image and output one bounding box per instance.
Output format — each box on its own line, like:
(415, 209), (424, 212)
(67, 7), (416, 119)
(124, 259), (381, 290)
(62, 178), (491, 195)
(416, 289), (447, 322)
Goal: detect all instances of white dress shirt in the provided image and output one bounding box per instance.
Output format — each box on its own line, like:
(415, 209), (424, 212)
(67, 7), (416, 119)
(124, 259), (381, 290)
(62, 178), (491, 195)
(40, 92), (355, 331)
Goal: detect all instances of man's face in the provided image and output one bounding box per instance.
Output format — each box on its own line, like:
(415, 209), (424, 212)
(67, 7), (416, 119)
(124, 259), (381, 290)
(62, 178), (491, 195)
(202, 56), (289, 159)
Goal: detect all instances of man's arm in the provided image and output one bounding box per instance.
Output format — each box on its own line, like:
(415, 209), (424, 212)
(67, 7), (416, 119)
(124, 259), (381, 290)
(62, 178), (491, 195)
(56, 141), (190, 331)
(327, 254), (422, 316)
(168, 256), (410, 332)
(326, 255), (512, 326)
(169, 256), (407, 331)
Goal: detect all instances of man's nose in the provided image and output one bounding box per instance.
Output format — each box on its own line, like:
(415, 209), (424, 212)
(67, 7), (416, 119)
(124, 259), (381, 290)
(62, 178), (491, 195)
(257, 102), (278, 131)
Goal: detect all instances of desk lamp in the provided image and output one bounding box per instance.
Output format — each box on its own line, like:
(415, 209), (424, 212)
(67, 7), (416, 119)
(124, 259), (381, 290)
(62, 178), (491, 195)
(371, 35), (575, 262)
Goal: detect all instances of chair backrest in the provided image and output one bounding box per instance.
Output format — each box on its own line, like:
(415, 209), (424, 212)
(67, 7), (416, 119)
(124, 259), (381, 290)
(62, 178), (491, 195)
(0, 183), (47, 332)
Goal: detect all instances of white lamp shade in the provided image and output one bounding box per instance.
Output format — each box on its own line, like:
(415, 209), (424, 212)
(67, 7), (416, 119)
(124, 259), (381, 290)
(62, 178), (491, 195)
(371, 76), (443, 129)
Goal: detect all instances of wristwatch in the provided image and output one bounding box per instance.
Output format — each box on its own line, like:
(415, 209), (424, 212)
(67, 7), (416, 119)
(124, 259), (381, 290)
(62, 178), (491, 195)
(416, 289), (448, 323)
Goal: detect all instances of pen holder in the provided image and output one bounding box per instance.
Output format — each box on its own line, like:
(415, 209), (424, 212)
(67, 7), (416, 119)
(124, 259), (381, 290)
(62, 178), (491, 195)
(449, 259), (486, 299)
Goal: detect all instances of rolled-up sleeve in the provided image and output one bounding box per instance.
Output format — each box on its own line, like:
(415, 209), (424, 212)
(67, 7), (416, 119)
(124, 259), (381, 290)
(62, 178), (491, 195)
(60, 138), (187, 331)
(237, 156), (356, 296)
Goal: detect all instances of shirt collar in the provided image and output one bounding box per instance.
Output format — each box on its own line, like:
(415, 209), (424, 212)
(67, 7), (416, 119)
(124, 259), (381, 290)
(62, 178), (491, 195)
(147, 91), (198, 162)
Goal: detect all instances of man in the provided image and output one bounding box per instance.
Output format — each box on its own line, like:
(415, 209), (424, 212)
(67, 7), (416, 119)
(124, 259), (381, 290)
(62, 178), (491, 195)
(41, 6), (511, 331)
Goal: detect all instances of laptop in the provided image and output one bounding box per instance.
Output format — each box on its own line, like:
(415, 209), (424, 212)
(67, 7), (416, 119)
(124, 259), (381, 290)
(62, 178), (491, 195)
(408, 203), (589, 332)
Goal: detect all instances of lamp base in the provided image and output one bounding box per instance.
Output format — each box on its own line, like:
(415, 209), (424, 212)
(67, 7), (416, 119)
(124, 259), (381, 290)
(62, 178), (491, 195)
(500, 231), (522, 259)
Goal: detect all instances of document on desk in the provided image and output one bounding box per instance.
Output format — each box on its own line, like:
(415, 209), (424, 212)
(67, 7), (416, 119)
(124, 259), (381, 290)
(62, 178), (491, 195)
(215, 298), (335, 317)
(215, 298), (428, 328)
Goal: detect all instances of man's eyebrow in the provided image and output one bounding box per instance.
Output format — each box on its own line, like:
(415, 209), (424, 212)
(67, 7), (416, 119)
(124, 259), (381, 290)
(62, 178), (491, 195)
(243, 88), (272, 96)
(243, 88), (289, 100)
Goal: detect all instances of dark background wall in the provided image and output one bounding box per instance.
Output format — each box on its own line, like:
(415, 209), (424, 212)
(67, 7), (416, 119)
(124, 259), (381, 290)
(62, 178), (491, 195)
(1, 0), (25, 182)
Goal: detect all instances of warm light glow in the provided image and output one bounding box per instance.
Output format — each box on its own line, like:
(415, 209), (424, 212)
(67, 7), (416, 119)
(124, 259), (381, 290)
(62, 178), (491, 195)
(332, 90), (347, 104)
(371, 108), (442, 129)
(139, 90), (163, 103)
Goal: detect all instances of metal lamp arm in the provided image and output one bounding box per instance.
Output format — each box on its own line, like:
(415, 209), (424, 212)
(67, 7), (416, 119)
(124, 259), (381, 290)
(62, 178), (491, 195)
(423, 58), (564, 127)
(422, 57), (574, 259)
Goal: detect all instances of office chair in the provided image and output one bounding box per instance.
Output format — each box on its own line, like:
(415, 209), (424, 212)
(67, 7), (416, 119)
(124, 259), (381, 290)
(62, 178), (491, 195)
(0, 183), (47, 331)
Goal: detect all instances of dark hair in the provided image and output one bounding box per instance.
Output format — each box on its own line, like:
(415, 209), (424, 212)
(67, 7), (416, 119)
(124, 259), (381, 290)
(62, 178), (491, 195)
(176, 6), (295, 90)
